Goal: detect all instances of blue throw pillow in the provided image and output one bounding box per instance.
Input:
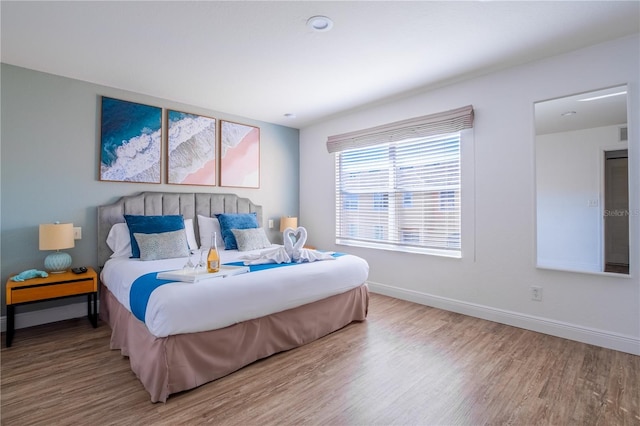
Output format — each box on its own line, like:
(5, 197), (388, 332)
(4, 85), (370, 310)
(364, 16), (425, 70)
(124, 215), (186, 258)
(216, 213), (259, 250)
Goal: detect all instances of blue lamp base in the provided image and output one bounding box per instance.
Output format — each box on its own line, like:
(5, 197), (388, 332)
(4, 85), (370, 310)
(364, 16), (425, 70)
(44, 251), (72, 273)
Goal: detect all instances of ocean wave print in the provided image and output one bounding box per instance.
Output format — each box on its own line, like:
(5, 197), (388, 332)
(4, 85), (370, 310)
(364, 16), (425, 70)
(100, 129), (162, 182)
(167, 112), (216, 185)
(100, 97), (162, 183)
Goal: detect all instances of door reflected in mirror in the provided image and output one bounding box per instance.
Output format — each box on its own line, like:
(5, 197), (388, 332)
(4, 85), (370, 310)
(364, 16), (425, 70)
(535, 85), (629, 275)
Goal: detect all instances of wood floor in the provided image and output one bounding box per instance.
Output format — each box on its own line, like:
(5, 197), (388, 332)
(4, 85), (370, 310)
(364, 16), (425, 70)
(1, 293), (639, 425)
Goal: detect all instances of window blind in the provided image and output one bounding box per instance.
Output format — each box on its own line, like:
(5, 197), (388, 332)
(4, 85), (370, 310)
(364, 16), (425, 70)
(326, 105), (473, 153)
(335, 133), (462, 256)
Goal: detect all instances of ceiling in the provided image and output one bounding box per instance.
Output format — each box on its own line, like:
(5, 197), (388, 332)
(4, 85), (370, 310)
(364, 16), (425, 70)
(535, 85), (629, 135)
(1, 1), (639, 129)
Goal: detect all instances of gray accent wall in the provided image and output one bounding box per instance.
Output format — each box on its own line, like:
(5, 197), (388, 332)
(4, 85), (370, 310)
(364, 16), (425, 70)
(1, 63), (299, 317)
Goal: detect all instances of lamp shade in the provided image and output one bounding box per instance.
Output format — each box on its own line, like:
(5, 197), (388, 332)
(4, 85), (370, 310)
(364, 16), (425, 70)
(39, 223), (75, 250)
(40, 223), (74, 273)
(280, 216), (298, 232)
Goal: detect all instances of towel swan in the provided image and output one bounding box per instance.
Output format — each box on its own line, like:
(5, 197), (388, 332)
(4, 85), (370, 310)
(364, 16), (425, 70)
(241, 227), (334, 265)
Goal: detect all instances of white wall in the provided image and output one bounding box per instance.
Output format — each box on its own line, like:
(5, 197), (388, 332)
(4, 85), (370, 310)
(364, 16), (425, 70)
(537, 125), (627, 272)
(300, 35), (640, 354)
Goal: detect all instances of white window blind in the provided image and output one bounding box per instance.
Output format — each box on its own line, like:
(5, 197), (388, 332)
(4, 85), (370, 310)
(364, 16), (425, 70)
(335, 133), (462, 256)
(329, 106), (473, 257)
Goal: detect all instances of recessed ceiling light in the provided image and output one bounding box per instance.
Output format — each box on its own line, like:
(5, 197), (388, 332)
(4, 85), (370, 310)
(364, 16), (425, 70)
(307, 15), (333, 32)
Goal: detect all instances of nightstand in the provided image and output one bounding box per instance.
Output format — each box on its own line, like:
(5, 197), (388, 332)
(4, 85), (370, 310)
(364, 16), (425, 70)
(5, 267), (98, 347)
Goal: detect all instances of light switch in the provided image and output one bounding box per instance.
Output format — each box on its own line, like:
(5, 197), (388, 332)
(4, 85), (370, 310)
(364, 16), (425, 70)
(268, 219), (274, 229)
(73, 227), (82, 240)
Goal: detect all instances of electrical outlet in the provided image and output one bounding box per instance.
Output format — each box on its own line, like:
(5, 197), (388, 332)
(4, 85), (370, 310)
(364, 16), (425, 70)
(73, 227), (82, 240)
(530, 286), (542, 301)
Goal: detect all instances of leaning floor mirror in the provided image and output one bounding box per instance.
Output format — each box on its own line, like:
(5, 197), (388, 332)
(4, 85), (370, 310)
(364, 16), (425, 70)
(535, 85), (630, 275)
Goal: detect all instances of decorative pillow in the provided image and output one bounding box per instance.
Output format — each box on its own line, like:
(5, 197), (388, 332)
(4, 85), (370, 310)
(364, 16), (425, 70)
(216, 213), (259, 250)
(231, 228), (272, 251)
(197, 215), (224, 249)
(107, 220), (196, 258)
(133, 230), (190, 261)
(124, 215), (185, 258)
(106, 222), (132, 258)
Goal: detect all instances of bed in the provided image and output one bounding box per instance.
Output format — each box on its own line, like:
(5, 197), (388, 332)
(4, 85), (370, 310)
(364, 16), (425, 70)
(97, 191), (369, 402)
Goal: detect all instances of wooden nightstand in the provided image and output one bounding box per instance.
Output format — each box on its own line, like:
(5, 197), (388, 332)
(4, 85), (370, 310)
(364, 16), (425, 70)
(5, 267), (98, 347)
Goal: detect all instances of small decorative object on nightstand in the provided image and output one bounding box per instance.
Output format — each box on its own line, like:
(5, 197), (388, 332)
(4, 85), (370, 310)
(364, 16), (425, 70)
(5, 267), (98, 347)
(39, 222), (75, 273)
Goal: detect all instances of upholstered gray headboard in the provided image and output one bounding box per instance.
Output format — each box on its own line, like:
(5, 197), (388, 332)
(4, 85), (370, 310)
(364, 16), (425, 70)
(97, 191), (263, 267)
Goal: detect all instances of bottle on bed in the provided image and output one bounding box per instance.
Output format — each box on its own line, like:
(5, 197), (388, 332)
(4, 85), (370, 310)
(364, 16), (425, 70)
(207, 232), (220, 273)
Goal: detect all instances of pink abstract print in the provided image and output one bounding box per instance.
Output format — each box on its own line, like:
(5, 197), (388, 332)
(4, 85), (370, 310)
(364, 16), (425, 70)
(220, 121), (260, 188)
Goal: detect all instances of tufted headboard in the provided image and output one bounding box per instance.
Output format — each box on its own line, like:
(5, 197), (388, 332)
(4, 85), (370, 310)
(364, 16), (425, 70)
(97, 192), (263, 267)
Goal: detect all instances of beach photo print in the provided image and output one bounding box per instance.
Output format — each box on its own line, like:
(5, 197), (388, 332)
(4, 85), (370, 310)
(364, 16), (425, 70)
(167, 110), (217, 185)
(220, 120), (260, 188)
(100, 97), (162, 183)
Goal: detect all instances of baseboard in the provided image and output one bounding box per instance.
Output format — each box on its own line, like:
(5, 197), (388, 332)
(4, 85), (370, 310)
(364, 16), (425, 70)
(367, 281), (640, 356)
(0, 301), (97, 333)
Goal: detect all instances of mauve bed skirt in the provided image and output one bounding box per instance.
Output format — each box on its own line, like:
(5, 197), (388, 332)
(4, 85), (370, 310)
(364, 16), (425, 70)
(100, 283), (369, 402)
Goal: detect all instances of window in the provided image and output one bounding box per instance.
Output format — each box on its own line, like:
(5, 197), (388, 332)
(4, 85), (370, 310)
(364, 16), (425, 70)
(374, 225), (384, 240)
(373, 193), (389, 210)
(335, 133), (462, 257)
(440, 190), (455, 211)
(344, 193), (358, 210)
(402, 192), (413, 208)
(327, 105), (473, 258)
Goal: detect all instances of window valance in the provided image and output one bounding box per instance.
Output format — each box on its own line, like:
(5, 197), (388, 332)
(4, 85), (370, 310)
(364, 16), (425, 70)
(326, 105), (474, 153)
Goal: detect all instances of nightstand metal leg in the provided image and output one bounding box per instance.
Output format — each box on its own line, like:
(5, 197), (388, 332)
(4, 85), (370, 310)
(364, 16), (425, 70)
(6, 305), (15, 347)
(87, 292), (97, 328)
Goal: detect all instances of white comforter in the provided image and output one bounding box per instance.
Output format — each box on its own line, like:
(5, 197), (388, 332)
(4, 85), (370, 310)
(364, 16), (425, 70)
(101, 246), (369, 338)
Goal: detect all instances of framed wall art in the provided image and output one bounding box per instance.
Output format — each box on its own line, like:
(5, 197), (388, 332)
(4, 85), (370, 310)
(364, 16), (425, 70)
(219, 120), (260, 188)
(100, 97), (162, 183)
(167, 110), (217, 185)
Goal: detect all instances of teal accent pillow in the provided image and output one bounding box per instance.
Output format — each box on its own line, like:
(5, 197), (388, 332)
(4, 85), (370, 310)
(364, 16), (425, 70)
(216, 213), (259, 250)
(124, 215), (185, 258)
(133, 230), (190, 261)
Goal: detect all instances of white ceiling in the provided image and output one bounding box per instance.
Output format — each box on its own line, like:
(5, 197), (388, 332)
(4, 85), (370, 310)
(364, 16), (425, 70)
(535, 85), (629, 135)
(1, 1), (639, 129)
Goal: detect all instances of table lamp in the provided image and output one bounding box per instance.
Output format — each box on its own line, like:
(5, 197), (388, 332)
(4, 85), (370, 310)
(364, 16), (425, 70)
(280, 216), (298, 232)
(280, 216), (299, 245)
(39, 222), (75, 273)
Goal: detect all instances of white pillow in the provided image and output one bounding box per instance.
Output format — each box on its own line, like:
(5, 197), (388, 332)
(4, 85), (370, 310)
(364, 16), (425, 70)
(198, 215), (224, 249)
(106, 223), (132, 258)
(184, 218), (198, 251)
(107, 218), (198, 258)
